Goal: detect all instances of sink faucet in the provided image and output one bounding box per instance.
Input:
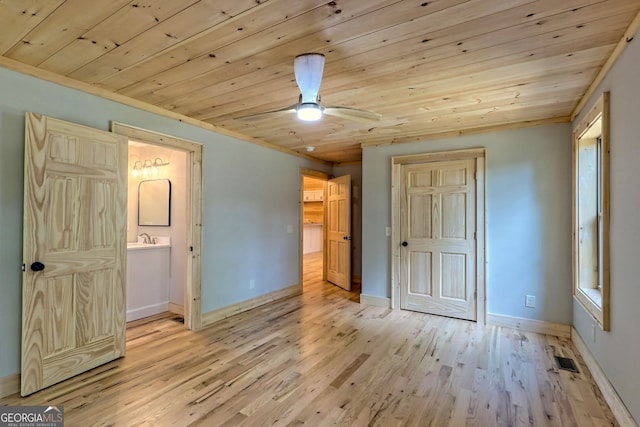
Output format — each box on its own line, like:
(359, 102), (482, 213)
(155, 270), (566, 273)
(138, 233), (152, 244)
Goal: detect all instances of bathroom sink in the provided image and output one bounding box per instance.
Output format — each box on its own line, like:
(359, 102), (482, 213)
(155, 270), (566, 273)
(127, 241), (170, 250)
(127, 242), (150, 248)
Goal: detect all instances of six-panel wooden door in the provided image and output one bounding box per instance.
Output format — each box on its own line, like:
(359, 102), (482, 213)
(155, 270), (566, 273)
(21, 113), (128, 395)
(326, 175), (351, 291)
(400, 159), (477, 320)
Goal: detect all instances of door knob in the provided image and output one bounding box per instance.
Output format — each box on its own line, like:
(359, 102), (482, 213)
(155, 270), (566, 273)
(401, 241), (408, 247)
(30, 262), (45, 272)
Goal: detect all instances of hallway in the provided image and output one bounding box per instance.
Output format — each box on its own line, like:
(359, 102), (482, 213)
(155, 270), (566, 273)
(303, 251), (360, 301)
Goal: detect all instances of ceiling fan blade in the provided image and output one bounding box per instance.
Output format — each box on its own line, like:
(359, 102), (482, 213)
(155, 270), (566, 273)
(234, 103), (298, 121)
(323, 106), (382, 123)
(294, 53), (325, 103)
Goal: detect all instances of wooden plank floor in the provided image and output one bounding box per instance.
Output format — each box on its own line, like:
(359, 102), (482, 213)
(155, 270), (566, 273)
(2, 252), (617, 426)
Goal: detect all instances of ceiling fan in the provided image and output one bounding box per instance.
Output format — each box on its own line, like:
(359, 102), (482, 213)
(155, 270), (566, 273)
(236, 53), (381, 123)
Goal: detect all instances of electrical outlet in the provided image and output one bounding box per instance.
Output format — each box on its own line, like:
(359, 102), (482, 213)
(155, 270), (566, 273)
(249, 279), (255, 289)
(525, 295), (536, 308)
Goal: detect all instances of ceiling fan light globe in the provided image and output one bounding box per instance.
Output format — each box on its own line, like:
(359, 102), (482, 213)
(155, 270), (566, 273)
(297, 103), (323, 121)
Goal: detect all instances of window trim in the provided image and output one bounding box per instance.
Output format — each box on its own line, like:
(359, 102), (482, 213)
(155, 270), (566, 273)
(573, 92), (610, 330)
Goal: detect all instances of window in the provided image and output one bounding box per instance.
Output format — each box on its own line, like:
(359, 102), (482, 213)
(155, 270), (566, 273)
(573, 92), (609, 330)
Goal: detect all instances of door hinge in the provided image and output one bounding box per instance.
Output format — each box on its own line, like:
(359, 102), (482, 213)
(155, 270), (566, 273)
(473, 231), (477, 240)
(189, 246), (193, 252)
(21, 264), (26, 272)
(474, 171), (478, 180)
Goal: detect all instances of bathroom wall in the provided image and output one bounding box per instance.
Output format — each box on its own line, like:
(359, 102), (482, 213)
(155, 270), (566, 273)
(127, 142), (188, 308)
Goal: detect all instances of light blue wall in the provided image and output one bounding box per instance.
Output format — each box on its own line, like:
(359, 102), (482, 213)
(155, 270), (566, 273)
(572, 36), (640, 423)
(0, 67), (330, 378)
(362, 124), (573, 324)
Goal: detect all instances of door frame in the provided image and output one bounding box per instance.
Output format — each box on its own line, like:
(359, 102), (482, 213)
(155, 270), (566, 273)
(299, 168), (330, 289)
(111, 122), (203, 330)
(391, 148), (486, 324)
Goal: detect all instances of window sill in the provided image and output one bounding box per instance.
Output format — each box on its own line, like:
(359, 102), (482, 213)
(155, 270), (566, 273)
(580, 287), (602, 308)
(575, 289), (608, 331)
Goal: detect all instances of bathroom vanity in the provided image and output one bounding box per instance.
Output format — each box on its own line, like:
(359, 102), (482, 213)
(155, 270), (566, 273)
(126, 236), (171, 322)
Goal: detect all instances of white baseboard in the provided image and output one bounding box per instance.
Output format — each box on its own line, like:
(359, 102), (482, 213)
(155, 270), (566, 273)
(487, 313), (571, 338)
(126, 302), (169, 322)
(360, 294), (391, 308)
(0, 373), (20, 399)
(202, 285), (301, 327)
(571, 327), (637, 426)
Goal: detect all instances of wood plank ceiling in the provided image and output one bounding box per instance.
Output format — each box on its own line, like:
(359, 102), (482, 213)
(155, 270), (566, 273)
(1, 0), (639, 163)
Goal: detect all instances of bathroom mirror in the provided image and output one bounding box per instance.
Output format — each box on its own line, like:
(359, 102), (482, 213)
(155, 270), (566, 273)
(138, 179), (171, 226)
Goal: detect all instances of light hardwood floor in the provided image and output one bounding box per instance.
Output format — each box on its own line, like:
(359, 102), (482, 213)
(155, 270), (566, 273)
(1, 253), (617, 426)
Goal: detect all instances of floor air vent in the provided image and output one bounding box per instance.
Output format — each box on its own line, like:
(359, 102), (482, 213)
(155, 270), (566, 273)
(554, 356), (579, 373)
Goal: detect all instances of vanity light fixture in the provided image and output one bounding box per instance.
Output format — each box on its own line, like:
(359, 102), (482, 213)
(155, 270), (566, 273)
(131, 157), (170, 178)
(152, 157), (170, 176)
(142, 160), (153, 177)
(132, 161), (143, 178)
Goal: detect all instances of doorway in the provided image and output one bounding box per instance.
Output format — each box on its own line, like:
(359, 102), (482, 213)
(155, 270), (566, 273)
(112, 122), (203, 330)
(127, 140), (188, 324)
(299, 168), (355, 293)
(301, 172), (327, 290)
(300, 169), (329, 291)
(20, 114), (203, 396)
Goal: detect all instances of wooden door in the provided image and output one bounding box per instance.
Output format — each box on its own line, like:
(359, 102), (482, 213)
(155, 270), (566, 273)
(21, 113), (128, 396)
(326, 175), (351, 290)
(400, 159), (476, 320)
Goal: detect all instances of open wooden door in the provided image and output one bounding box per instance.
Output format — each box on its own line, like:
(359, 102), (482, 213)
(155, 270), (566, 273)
(326, 175), (351, 290)
(21, 113), (128, 396)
